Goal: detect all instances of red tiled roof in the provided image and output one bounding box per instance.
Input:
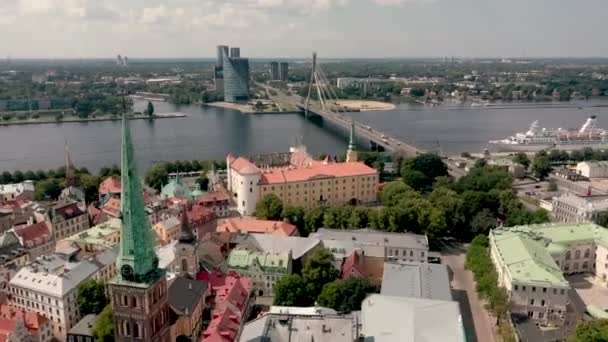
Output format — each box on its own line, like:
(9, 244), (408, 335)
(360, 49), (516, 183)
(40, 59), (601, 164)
(230, 157), (259, 175)
(259, 161), (376, 185)
(189, 204), (215, 225)
(13, 222), (51, 247)
(197, 190), (230, 205)
(202, 307), (240, 342)
(341, 250), (364, 279)
(99, 176), (121, 195)
(0, 305), (49, 333)
(0, 319), (16, 335)
(217, 218), (297, 236)
(101, 198), (121, 218)
(340, 250), (384, 284)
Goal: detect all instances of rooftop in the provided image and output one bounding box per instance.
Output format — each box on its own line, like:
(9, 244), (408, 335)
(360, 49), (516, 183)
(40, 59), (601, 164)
(64, 218), (121, 248)
(381, 262), (452, 301)
(312, 228), (429, 250)
(227, 249), (290, 271)
(99, 176), (121, 195)
(0, 181), (34, 195)
(12, 221), (51, 247)
(553, 193), (608, 212)
(231, 233), (321, 260)
(239, 311), (357, 342)
(218, 218), (297, 236)
(9, 254), (99, 297)
(361, 294), (466, 342)
(578, 160), (608, 168)
(259, 161), (376, 185)
(490, 222), (608, 287)
(68, 314), (96, 337)
(168, 276), (207, 315)
(52, 201), (85, 220)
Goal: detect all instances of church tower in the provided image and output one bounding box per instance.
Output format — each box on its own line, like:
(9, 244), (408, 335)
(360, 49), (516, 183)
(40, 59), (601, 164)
(174, 205), (199, 278)
(108, 116), (171, 342)
(64, 141), (79, 188)
(346, 118), (358, 162)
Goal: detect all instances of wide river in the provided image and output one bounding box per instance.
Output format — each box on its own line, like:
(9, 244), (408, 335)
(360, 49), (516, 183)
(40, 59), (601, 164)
(1, 99), (607, 173)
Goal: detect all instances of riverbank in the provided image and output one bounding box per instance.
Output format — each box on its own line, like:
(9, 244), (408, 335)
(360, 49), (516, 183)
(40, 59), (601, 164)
(335, 100), (396, 111)
(0, 112), (186, 126)
(202, 101), (298, 114)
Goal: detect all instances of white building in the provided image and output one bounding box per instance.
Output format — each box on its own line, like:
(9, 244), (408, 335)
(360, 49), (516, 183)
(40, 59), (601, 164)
(0, 181), (35, 201)
(7, 255), (99, 340)
(489, 223), (608, 324)
(311, 228), (429, 264)
(552, 193), (608, 223)
(576, 161), (608, 178)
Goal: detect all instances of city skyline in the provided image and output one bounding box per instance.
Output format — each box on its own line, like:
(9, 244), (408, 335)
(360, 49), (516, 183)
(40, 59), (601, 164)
(1, 0), (606, 59)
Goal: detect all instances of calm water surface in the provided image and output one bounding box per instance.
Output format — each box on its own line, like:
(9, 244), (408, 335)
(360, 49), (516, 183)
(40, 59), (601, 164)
(1, 99), (607, 173)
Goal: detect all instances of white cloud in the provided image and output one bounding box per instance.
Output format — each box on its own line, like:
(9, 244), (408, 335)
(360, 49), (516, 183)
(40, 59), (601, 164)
(139, 5), (169, 24)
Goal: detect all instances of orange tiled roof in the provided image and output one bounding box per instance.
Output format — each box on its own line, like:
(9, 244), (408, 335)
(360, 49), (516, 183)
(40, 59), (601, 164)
(217, 218), (297, 236)
(198, 190), (230, 204)
(259, 161), (376, 185)
(230, 157), (259, 175)
(101, 198), (121, 218)
(0, 305), (49, 333)
(99, 176), (121, 195)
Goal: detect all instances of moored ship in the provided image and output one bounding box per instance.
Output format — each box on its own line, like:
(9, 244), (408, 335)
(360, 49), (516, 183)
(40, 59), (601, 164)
(490, 116), (608, 152)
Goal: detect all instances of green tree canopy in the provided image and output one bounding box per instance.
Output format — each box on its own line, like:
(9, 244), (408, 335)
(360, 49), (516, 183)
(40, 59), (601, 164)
(273, 274), (312, 307)
(317, 277), (375, 313)
(144, 163), (169, 192)
(512, 152), (531, 168)
(93, 305), (114, 342)
(303, 249), (339, 298)
(34, 178), (62, 200)
(532, 152), (552, 180)
(77, 280), (108, 315)
(255, 194), (284, 220)
(569, 319), (608, 342)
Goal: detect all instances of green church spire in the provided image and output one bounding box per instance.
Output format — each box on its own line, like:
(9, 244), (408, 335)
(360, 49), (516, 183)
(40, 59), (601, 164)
(117, 115), (161, 284)
(348, 118), (356, 151)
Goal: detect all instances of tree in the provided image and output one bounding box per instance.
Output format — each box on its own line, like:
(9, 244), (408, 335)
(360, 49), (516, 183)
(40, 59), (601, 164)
(146, 101), (155, 116)
(144, 163), (169, 192)
(471, 209), (497, 236)
(303, 249), (339, 298)
(378, 181), (417, 206)
(196, 175), (209, 191)
(12, 170), (24, 183)
(569, 319), (608, 342)
(255, 194), (283, 220)
(0, 171), (13, 184)
(317, 277), (375, 313)
(80, 174), (101, 203)
(77, 280), (108, 315)
(35, 169), (47, 181)
(532, 153), (552, 180)
(34, 179), (62, 200)
(254, 101), (264, 111)
(282, 206), (307, 236)
(512, 152), (530, 168)
(402, 153), (448, 182)
(402, 169), (431, 192)
(93, 305), (114, 342)
(24, 170), (37, 181)
(273, 274), (312, 306)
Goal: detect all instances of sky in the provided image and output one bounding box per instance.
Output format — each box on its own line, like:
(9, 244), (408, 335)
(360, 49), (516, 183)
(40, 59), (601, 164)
(2, 0), (606, 58)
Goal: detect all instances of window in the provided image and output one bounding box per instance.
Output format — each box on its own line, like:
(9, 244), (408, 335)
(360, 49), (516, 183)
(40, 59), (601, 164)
(542, 287), (547, 293)
(409, 251), (413, 257)
(565, 251), (571, 260)
(584, 249), (590, 258)
(541, 300), (545, 306)
(514, 285), (519, 291)
(560, 289), (565, 295)
(530, 299), (535, 305)
(575, 250), (581, 259)
(553, 288), (557, 295)
(532, 287), (536, 292)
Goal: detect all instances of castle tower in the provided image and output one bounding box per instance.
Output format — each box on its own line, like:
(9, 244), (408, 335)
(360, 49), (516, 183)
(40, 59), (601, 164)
(108, 116), (171, 342)
(346, 118), (358, 162)
(174, 205), (199, 278)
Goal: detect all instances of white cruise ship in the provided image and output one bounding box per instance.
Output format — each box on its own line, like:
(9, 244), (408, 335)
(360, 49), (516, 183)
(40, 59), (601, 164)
(490, 116), (608, 152)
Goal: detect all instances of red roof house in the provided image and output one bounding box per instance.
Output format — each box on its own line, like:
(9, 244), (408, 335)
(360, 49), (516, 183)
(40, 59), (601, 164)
(216, 218), (297, 236)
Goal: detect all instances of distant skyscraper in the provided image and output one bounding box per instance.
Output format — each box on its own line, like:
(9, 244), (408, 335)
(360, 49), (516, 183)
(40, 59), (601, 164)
(230, 47), (240, 58)
(279, 62), (289, 82)
(223, 48), (250, 103)
(123, 56), (129, 66)
(216, 45), (228, 67)
(270, 61), (280, 80)
(116, 54), (123, 66)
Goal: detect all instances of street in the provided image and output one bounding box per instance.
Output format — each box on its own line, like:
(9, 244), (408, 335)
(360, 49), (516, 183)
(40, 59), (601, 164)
(440, 241), (497, 342)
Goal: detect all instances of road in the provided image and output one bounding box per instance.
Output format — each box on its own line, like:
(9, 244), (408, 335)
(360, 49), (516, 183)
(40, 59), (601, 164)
(440, 242), (497, 342)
